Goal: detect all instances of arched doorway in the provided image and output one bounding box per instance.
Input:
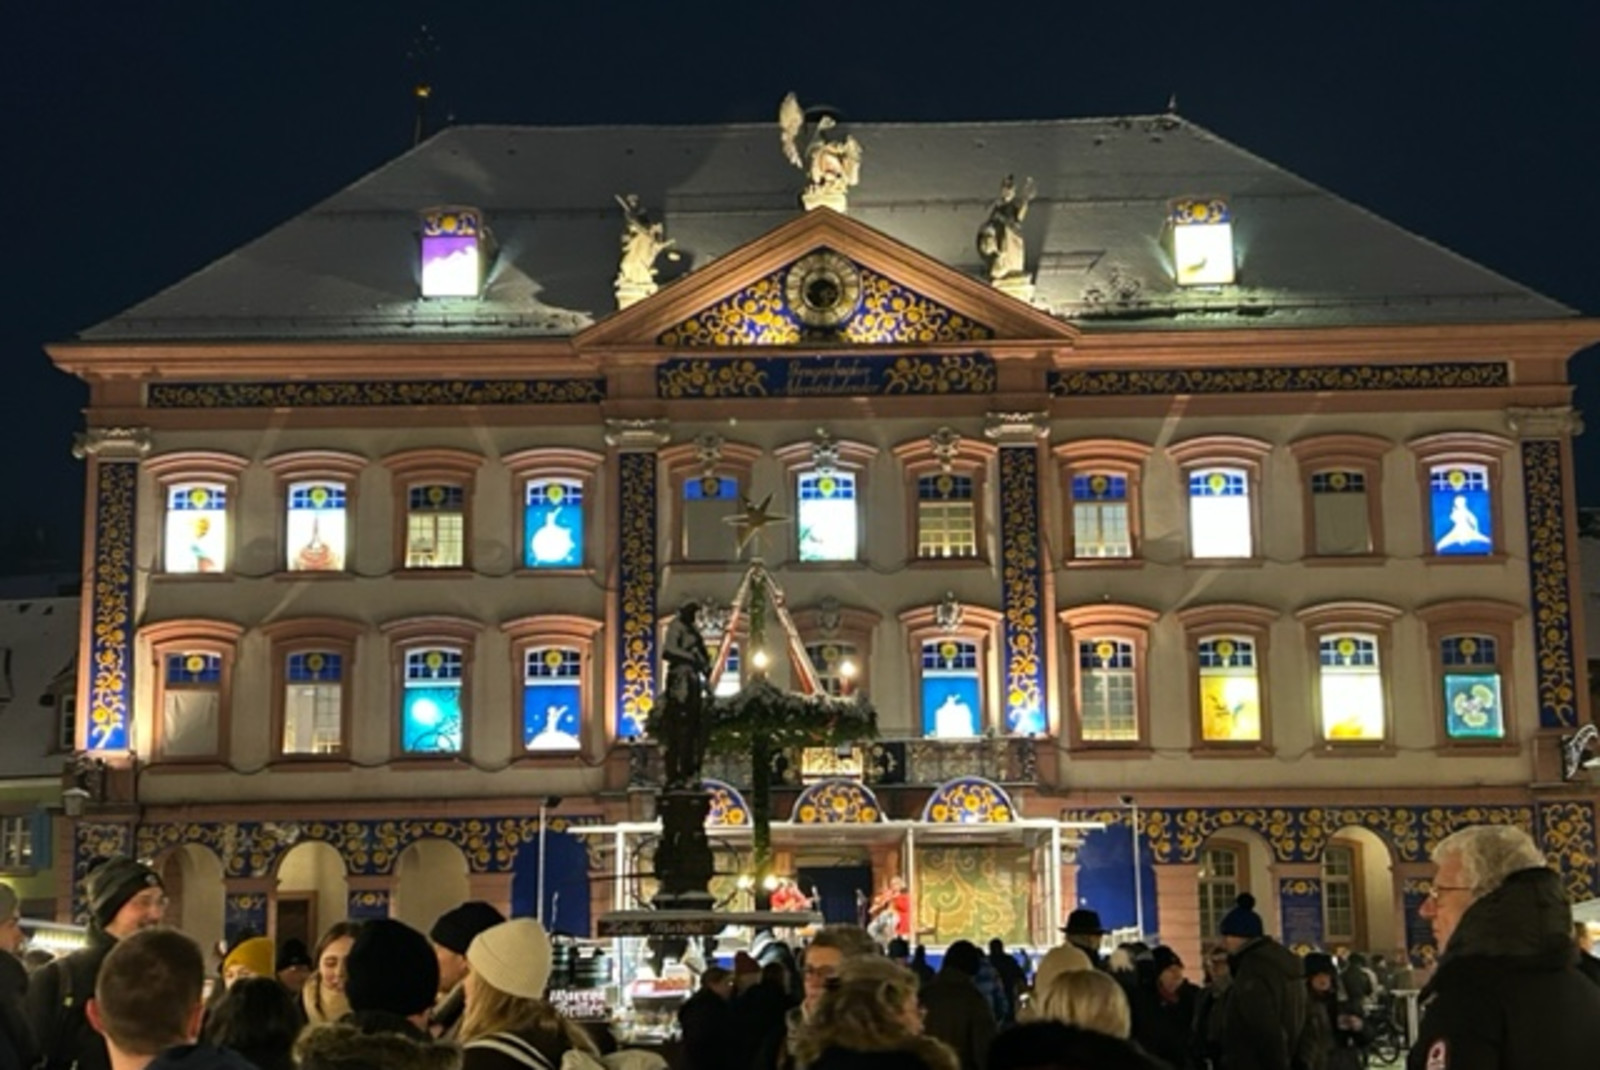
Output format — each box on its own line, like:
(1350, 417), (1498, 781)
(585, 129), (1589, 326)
(158, 845), (225, 962)
(276, 841), (349, 951)
(1321, 825), (1398, 956)
(391, 839), (469, 932)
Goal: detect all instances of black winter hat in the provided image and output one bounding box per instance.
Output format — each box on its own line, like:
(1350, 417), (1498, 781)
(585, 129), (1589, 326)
(428, 900), (506, 955)
(84, 856), (163, 930)
(278, 938), (313, 969)
(1219, 893), (1264, 938)
(1303, 952), (1337, 978)
(344, 918), (441, 1017)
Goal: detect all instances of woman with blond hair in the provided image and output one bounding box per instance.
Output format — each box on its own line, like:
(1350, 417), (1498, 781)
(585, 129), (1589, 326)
(1019, 968), (1132, 1039)
(790, 956), (958, 1070)
(457, 919), (600, 1070)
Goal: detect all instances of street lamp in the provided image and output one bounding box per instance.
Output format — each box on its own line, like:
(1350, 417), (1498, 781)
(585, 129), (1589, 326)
(1120, 794), (1145, 940)
(537, 795), (562, 924)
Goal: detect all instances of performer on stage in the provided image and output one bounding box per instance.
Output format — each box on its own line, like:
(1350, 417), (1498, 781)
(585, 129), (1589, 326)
(770, 878), (811, 913)
(867, 875), (911, 942)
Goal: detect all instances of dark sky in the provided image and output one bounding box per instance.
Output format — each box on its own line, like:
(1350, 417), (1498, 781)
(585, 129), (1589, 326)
(8, 2), (1600, 574)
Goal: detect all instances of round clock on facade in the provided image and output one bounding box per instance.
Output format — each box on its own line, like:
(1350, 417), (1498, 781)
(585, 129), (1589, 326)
(784, 251), (861, 328)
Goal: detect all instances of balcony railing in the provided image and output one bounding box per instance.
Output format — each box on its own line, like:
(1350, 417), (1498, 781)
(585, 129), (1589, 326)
(628, 735), (1041, 792)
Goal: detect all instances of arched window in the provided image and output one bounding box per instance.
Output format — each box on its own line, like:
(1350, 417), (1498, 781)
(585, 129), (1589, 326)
(1409, 432), (1511, 561)
(265, 450), (367, 574)
(504, 447), (602, 572)
(1059, 604), (1159, 750)
(1168, 436), (1272, 561)
(382, 449), (483, 572)
(1296, 602), (1402, 747)
(382, 617), (479, 757)
(1054, 438), (1152, 563)
(146, 452), (249, 576)
(894, 430), (996, 563)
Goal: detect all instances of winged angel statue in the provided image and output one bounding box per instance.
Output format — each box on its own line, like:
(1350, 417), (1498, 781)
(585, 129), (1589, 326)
(778, 92), (863, 212)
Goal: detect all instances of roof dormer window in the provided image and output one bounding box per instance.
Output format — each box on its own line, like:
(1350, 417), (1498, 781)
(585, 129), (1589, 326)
(1168, 197), (1235, 286)
(420, 206), (486, 298)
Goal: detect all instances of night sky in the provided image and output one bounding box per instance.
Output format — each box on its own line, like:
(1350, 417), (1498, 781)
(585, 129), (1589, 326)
(8, 2), (1600, 575)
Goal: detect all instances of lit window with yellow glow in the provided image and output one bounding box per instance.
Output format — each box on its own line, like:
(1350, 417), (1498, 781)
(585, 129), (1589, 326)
(164, 483), (228, 574)
(420, 206), (484, 298)
(1169, 198), (1235, 286)
(1319, 634), (1385, 741)
(1079, 639), (1138, 742)
(1197, 638), (1261, 743)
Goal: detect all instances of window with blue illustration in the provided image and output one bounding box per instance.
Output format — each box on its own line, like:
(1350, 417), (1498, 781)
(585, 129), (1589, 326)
(1197, 637), (1261, 743)
(406, 485), (465, 568)
(1072, 473), (1131, 558)
(286, 481), (348, 572)
(714, 644), (742, 698)
(162, 652), (222, 757)
(402, 648), (463, 753)
(684, 475), (739, 560)
(1318, 634), (1385, 741)
(524, 647), (581, 751)
(1078, 639), (1137, 742)
(1188, 467), (1252, 558)
(916, 474), (976, 559)
(921, 639), (981, 738)
(284, 651), (344, 755)
(524, 479), (584, 569)
(796, 472), (857, 562)
(1429, 464), (1494, 556)
(1441, 635), (1504, 739)
(164, 483), (229, 574)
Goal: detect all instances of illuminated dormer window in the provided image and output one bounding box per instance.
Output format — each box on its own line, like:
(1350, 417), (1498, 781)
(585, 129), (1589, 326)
(420, 206), (485, 298)
(1169, 198), (1235, 286)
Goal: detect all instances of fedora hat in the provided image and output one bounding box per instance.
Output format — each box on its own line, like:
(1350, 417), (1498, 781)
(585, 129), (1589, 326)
(1062, 908), (1107, 935)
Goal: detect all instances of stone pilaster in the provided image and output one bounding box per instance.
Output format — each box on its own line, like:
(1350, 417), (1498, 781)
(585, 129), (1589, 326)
(1153, 864), (1202, 980)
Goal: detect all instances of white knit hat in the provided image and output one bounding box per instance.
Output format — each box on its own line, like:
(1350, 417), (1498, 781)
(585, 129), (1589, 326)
(467, 918), (553, 1000)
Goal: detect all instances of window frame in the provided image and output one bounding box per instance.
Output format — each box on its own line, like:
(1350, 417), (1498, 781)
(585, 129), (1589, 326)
(1321, 840), (1365, 949)
(145, 451), (249, 579)
(892, 432), (996, 567)
(791, 604), (881, 698)
(261, 617), (363, 763)
(0, 814), (34, 873)
(1198, 841), (1248, 942)
(1058, 604), (1159, 753)
(773, 438), (878, 567)
(1288, 434), (1390, 562)
(381, 448), (483, 575)
(659, 440), (762, 567)
(500, 615), (603, 760)
(1176, 603), (1279, 754)
(898, 603), (1003, 739)
(1295, 601), (1403, 751)
(140, 619), (245, 763)
(1053, 438), (1152, 566)
(1416, 599), (1522, 754)
(263, 450), (367, 577)
(1409, 432), (1512, 564)
(1167, 435), (1273, 563)
(504, 447), (603, 575)
(381, 616), (479, 760)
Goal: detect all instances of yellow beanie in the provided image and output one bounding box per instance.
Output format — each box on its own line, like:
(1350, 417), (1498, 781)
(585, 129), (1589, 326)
(224, 936), (275, 979)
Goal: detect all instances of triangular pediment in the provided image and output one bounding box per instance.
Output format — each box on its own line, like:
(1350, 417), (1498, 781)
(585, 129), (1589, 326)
(575, 209), (1077, 350)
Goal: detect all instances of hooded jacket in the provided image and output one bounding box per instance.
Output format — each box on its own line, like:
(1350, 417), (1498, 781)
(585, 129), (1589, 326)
(296, 1019), (462, 1070)
(1221, 936), (1309, 1070)
(1407, 866), (1600, 1070)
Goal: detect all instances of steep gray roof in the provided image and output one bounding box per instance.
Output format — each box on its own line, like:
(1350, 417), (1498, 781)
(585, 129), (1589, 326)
(81, 115), (1572, 342)
(0, 597), (76, 779)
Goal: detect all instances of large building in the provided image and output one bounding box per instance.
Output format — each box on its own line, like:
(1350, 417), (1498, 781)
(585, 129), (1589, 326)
(47, 110), (1600, 973)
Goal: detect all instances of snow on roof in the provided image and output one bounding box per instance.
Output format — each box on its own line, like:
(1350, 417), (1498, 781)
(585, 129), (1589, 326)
(0, 597), (76, 779)
(81, 115), (1571, 342)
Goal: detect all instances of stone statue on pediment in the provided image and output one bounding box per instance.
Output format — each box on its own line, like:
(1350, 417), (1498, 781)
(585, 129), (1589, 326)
(778, 92), (863, 213)
(615, 193), (678, 308)
(977, 174), (1036, 286)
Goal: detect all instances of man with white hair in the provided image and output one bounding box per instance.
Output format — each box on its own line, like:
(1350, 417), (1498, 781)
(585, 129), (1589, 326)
(1409, 824), (1600, 1068)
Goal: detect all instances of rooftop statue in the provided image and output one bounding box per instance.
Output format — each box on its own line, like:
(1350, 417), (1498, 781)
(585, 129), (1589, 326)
(977, 174), (1036, 283)
(778, 92), (863, 213)
(614, 193), (677, 307)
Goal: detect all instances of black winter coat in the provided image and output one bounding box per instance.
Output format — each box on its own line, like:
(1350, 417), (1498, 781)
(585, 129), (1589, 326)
(1130, 977), (1198, 1070)
(1220, 938), (1309, 1070)
(0, 951), (34, 1070)
(1407, 866), (1600, 1070)
(25, 925), (117, 1070)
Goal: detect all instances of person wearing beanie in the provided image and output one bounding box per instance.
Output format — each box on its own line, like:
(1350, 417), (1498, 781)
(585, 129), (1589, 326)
(457, 918), (609, 1070)
(341, 919), (441, 1038)
(427, 901), (505, 1040)
(1128, 946), (1198, 1070)
(222, 937), (275, 989)
(1214, 894), (1310, 1070)
(26, 855), (167, 1070)
(275, 940), (312, 996)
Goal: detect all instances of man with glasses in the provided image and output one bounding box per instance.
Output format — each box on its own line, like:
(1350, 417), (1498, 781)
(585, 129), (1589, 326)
(1408, 825), (1600, 1069)
(27, 856), (166, 1070)
(756, 925), (876, 1070)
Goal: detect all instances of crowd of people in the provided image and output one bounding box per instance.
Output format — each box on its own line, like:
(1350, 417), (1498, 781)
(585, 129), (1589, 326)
(2, 824), (1599, 1070)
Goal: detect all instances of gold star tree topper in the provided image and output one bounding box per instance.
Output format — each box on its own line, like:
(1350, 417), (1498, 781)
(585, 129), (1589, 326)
(724, 493), (790, 555)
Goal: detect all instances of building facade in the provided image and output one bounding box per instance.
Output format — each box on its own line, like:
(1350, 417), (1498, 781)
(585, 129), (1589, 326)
(48, 114), (1600, 971)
